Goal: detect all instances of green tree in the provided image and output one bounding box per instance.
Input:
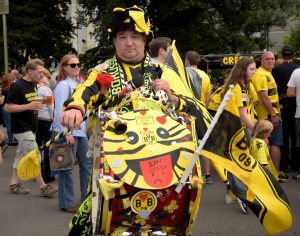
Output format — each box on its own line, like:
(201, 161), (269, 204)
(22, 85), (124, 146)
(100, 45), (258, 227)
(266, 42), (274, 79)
(0, 0), (76, 72)
(77, 0), (299, 69)
(147, 0), (299, 53)
(284, 16), (300, 60)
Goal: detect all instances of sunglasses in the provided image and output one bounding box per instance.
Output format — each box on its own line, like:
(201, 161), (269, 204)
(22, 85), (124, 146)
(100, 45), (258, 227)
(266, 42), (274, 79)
(67, 63), (81, 68)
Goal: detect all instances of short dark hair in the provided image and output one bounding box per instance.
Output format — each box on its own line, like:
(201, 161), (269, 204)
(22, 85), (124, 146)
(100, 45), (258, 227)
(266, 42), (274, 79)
(149, 37), (171, 57)
(282, 45), (295, 59)
(185, 50), (201, 66)
(110, 22), (136, 39)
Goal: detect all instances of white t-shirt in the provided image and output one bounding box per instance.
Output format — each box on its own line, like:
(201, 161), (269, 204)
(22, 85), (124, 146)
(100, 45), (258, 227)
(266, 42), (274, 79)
(287, 68), (300, 118)
(37, 85), (54, 121)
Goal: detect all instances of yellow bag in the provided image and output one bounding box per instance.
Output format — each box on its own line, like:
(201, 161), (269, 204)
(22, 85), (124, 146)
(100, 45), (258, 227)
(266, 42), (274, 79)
(17, 150), (41, 180)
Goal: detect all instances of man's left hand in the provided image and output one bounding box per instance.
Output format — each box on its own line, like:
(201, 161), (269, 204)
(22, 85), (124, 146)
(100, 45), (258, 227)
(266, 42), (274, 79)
(151, 80), (179, 106)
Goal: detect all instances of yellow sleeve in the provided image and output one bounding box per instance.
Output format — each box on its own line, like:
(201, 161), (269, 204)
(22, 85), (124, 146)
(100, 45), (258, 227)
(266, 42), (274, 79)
(233, 85), (243, 108)
(198, 70), (211, 93)
(199, 71), (211, 104)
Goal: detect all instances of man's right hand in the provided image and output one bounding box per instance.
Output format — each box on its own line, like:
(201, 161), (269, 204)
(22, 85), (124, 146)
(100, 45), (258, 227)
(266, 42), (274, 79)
(29, 101), (42, 111)
(271, 114), (280, 129)
(60, 109), (83, 130)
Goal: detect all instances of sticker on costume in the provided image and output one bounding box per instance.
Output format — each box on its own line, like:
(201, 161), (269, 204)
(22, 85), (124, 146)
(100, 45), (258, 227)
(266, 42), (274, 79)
(131, 190), (157, 218)
(136, 114), (154, 125)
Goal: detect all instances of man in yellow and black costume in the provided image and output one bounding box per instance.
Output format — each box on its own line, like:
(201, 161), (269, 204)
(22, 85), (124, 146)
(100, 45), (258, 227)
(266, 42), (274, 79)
(61, 5), (292, 236)
(63, 5), (210, 236)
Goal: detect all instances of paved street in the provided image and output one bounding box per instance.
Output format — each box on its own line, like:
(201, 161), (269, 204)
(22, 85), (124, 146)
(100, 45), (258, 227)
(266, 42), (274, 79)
(0, 136), (299, 236)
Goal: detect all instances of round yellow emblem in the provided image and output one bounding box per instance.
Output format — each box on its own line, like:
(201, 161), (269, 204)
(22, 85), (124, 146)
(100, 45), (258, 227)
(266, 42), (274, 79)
(131, 190), (157, 218)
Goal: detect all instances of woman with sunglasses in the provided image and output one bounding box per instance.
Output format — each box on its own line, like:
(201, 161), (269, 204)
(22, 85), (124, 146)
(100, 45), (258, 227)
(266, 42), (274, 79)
(51, 54), (91, 213)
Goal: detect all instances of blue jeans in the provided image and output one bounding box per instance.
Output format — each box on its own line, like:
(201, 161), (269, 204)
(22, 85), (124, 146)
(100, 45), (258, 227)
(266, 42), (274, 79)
(52, 132), (91, 209)
(2, 107), (13, 142)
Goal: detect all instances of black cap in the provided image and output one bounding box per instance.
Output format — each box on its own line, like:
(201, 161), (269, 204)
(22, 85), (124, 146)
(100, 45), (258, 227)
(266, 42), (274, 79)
(282, 45), (295, 56)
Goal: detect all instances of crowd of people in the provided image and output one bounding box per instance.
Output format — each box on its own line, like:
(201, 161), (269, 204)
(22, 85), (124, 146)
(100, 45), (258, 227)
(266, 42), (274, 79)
(0, 55), (91, 213)
(0, 5), (299, 236)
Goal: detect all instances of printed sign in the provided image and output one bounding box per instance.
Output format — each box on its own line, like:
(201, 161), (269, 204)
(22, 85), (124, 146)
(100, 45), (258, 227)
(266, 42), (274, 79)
(0, 0), (9, 14)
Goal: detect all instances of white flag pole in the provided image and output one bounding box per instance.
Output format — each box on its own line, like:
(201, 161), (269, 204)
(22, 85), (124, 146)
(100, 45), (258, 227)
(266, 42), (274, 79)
(175, 85), (235, 193)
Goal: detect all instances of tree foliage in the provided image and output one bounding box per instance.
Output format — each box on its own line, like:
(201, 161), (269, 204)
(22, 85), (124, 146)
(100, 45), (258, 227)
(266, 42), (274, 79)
(77, 0), (299, 71)
(0, 0), (76, 72)
(1, 0), (299, 73)
(284, 16), (300, 60)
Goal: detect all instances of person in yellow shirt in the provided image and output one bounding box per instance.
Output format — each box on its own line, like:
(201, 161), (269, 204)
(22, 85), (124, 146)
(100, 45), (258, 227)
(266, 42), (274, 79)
(252, 51), (287, 182)
(250, 119), (278, 180)
(185, 50), (212, 183)
(60, 6), (210, 235)
(185, 50), (211, 107)
(209, 56), (257, 142)
(208, 56), (257, 209)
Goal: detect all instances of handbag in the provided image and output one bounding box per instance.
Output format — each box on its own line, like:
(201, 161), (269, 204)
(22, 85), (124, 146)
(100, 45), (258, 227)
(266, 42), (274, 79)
(49, 143), (74, 171)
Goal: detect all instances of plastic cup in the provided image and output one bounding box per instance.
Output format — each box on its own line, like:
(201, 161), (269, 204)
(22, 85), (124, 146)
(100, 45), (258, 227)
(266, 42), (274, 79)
(44, 95), (53, 105)
(35, 97), (43, 103)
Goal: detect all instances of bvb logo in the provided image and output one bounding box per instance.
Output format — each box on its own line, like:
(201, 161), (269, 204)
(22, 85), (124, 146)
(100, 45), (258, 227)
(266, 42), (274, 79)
(141, 131), (156, 145)
(229, 128), (253, 172)
(131, 190), (157, 214)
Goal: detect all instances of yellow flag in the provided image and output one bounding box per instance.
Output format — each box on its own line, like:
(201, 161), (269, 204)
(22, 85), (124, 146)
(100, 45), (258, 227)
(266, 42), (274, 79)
(161, 41), (212, 140)
(159, 42), (292, 235)
(161, 40), (195, 99)
(202, 94), (292, 235)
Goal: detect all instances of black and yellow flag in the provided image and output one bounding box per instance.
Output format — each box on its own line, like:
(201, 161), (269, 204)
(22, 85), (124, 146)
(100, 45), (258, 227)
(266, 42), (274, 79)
(161, 41), (211, 140)
(202, 94), (292, 235)
(162, 41), (195, 99)
(162, 41), (292, 235)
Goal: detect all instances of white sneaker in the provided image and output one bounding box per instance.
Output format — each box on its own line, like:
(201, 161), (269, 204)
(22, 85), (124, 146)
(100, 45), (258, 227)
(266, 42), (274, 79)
(237, 198), (247, 214)
(225, 193), (236, 204)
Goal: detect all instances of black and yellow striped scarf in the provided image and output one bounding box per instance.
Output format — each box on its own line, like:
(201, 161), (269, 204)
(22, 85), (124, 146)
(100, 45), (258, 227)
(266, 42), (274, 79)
(106, 54), (156, 98)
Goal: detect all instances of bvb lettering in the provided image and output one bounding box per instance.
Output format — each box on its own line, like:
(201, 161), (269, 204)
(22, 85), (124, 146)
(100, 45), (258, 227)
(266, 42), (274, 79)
(135, 198), (154, 208)
(142, 132), (156, 144)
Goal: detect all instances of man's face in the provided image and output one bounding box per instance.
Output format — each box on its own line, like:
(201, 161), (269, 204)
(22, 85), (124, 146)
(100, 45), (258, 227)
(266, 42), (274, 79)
(261, 51), (275, 71)
(160, 45), (171, 64)
(113, 28), (146, 63)
(28, 65), (44, 83)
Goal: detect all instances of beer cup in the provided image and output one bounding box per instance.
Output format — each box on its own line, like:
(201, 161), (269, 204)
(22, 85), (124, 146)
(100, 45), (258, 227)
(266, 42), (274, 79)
(35, 95), (43, 103)
(44, 95), (53, 105)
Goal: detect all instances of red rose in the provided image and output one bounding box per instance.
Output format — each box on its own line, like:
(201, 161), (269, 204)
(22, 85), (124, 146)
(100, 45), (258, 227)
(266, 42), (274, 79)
(96, 74), (113, 90)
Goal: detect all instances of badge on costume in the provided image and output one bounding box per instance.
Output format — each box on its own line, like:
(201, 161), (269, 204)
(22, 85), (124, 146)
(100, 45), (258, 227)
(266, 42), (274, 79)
(131, 190), (157, 219)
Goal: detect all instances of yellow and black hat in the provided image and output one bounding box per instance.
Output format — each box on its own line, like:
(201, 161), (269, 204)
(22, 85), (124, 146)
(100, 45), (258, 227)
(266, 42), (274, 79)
(107, 5), (153, 44)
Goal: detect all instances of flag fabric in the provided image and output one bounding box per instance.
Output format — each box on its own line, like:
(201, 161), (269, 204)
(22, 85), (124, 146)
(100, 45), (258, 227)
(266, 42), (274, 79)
(202, 94), (292, 235)
(162, 41), (198, 100)
(162, 41), (292, 235)
(161, 40), (212, 140)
